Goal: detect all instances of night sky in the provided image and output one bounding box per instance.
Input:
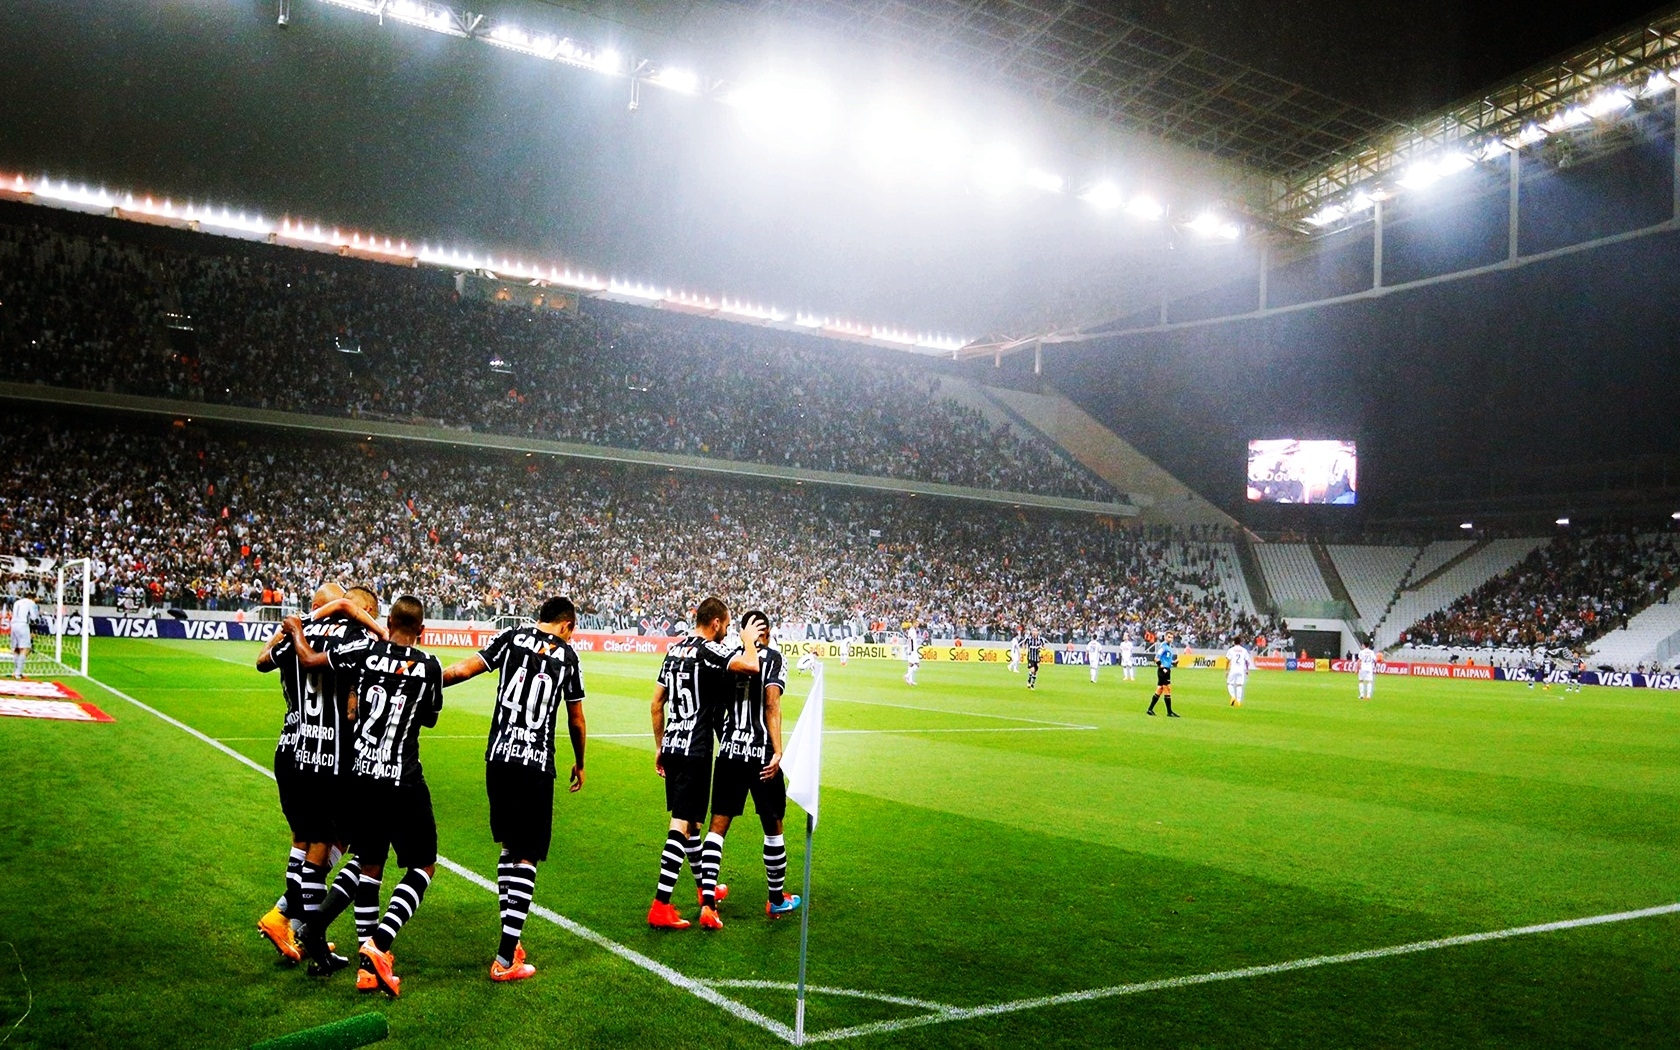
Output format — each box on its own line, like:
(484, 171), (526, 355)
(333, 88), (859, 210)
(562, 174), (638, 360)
(0, 0), (1668, 332)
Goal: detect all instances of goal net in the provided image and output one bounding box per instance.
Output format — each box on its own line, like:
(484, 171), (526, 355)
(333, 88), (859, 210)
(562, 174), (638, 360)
(3, 557), (91, 679)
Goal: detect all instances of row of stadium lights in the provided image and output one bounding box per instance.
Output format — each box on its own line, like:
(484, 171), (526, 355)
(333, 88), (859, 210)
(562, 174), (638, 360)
(1461, 512), (1680, 530)
(311, 0), (1244, 241)
(1304, 73), (1679, 229)
(5, 173), (970, 353)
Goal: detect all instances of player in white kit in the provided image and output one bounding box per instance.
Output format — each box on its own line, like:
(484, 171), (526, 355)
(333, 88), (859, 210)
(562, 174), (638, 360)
(1225, 640), (1252, 706)
(1008, 632), (1021, 674)
(1120, 635), (1136, 681)
(1087, 637), (1102, 683)
(840, 635), (853, 666)
(9, 595), (39, 679)
(903, 629), (921, 686)
(1356, 644), (1378, 699)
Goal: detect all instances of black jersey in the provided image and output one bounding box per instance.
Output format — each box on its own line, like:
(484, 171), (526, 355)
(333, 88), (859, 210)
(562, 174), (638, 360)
(657, 634), (739, 759)
(718, 647), (786, 765)
(268, 613), (372, 775)
(1025, 635), (1045, 664)
(328, 637), (444, 786)
(480, 626), (585, 776)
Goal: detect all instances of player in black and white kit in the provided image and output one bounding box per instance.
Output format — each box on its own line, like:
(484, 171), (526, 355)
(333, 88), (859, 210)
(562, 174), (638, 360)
(1025, 630), (1045, 689)
(254, 583), (385, 965)
(648, 596), (760, 931)
(286, 595), (443, 998)
(695, 611), (803, 927)
(442, 596), (587, 982)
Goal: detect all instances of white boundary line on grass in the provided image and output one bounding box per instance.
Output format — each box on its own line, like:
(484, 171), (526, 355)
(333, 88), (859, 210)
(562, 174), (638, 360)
(825, 695), (1098, 729)
(84, 675), (796, 1045)
(88, 672), (1680, 1046)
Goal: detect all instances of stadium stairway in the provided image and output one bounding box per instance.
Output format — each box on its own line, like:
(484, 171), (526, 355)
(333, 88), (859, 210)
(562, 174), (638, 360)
(978, 383), (1235, 526)
(1308, 539), (1361, 639)
(1588, 588), (1680, 669)
(1235, 533), (1277, 618)
(1377, 538), (1546, 650)
(1336, 542), (1428, 643)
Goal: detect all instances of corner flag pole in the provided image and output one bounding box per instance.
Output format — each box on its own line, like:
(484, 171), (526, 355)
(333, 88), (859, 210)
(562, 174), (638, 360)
(782, 661), (826, 1046)
(795, 810), (814, 1045)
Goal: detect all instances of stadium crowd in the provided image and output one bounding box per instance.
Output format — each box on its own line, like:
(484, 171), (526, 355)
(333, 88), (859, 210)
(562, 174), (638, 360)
(1402, 529), (1680, 650)
(0, 219), (1113, 500)
(0, 415), (1267, 644)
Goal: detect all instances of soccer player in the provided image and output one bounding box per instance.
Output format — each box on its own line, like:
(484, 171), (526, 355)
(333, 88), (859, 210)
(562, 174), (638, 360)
(441, 596), (587, 981)
(1120, 634), (1136, 681)
(1568, 655), (1586, 694)
(840, 634), (853, 667)
(1356, 642), (1378, 699)
(254, 583), (386, 964)
(648, 596), (760, 931)
(903, 628), (921, 687)
(286, 595), (445, 998)
(1008, 631), (1022, 674)
(696, 611), (803, 926)
(8, 593), (38, 679)
(1025, 629), (1044, 689)
(1087, 636), (1102, 684)
(1226, 638), (1252, 706)
(1147, 633), (1181, 717)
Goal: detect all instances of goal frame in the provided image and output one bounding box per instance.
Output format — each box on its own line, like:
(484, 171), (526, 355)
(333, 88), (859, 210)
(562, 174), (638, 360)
(5, 556), (91, 678)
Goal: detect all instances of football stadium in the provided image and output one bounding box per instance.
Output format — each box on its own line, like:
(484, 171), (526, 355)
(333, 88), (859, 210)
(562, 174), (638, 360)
(4, 1), (1680, 1046)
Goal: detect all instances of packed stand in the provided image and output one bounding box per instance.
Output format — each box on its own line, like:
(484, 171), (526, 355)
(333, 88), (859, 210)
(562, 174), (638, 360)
(0, 220), (1113, 500)
(0, 415), (1261, 644)
(1402, 529), (1680, 650)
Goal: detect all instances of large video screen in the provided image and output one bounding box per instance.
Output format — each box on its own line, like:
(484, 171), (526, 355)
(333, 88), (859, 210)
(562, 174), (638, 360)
(1247, 439), (1358, 505)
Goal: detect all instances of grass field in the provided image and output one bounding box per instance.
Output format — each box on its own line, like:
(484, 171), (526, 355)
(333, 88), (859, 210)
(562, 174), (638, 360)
(2, 638), (1679, 1048)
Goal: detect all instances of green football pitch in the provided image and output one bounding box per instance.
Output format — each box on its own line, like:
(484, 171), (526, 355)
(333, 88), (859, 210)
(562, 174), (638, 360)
(2, 638), (1678, 1048)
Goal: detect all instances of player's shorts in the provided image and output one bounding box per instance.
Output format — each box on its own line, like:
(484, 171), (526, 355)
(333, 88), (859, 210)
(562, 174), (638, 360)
(9, 628), (29, 652)
(486, 762), (556, 861)
(277, 763), (343, 844)
(661, 751), (713, 823)
(1157, 666), (1172, 686)
(1027, 657), (1041, 670)
(1357, 670), (1375, 683)
(710, 757), (787, 820)
(1226, 674), (1246, 688)
(345, 777), (438, 869)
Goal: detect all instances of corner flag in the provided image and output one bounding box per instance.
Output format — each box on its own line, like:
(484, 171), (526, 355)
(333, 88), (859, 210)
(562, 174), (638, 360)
(782, 661), (826, 827)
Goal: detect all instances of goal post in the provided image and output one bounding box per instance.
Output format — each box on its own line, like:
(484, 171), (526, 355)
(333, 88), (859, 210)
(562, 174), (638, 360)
(4, 556), (91, 679)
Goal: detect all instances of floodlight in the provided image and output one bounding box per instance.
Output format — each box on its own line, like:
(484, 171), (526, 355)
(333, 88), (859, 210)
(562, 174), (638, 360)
(1476, 140), (1510, 161)
(1078, 181), (1124, 211)
(1125, 196), (1164, 221)
(1583, 89), (1632, 117)
(486, 25), (556, 58)
(1643, 71), (1673, 96)
(1023, 168), (1065, 193)
(592, 49), (623, 75)
(316, 0), (383, 13)
(1460, 522), (1474, 530)
(972, 145), (1025, 195)
(726, 76), (835, 149)
(1672, 511), (1680, 520)
(646, 67), (699, 94)
(1541, 107), (1591, 133)
(1433, 153), (1473, 177)
(1185, 212), (1239, 239)
(1345, 192), (1375, 213)
(1510, 124), (1547, 148)
(385, 0), (455, 33)
(1556, 517), (1570, 526)
(1396, 164), (1441, 190)
(1304, 204), (1346, 227)
(854, 99), (965, 186)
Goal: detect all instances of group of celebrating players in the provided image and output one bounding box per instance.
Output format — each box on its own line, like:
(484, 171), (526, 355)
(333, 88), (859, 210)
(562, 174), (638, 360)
(254, 583), (796, 999)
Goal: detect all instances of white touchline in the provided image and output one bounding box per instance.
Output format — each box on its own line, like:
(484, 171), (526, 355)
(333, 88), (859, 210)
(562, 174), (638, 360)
(86, 675), (796, 1045)
(801, 901), (1680, 1043)
(91, 672), (1680, 1046)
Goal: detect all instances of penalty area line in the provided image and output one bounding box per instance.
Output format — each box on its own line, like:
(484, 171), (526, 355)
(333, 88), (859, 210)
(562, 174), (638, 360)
(85, 674), (798, 1046)
(801, 900), (1680, 1043)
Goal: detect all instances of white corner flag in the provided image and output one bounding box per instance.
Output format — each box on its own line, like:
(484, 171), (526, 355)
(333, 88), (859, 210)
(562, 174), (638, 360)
(781, 660), (827, 1045)
(782, 661), (826, 827)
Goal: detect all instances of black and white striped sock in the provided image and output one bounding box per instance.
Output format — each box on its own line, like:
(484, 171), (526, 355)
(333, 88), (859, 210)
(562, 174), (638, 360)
(497, 860), (537, 967)
(763, 834), (787, 904)
(655, 830), (687, 904)
(372, 869), (431, 952)
(354, 872), (383, 943)
(316, 858), (360, 933)
(686, 833), (704, 887)
(298, 860), (330, 919)
(699, 832), (725, 907)
(280, 846), (306, 916)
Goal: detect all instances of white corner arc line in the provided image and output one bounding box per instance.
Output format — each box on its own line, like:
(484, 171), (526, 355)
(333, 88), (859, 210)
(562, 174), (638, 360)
(86, 675), (797, 1045)
(803, 901), (1680, 1043)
